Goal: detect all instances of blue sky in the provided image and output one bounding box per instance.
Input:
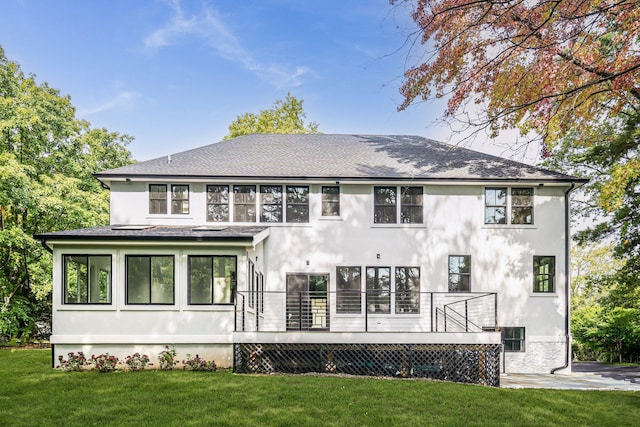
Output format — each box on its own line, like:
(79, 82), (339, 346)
(0, 0), (528, 162)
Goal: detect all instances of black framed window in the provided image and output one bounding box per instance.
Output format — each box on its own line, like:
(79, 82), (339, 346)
(533, 256), (555, 293)
(374, 187), (397, 224)
(322, 186), (340, 216)
(188, 256), (236, 304)
(485, 187), (507, 224)
(149, 184), (167, 214)
(126, 255), (175, 304)
(400, 186), (423, 224)
(234, 185), (256, 222)
(366, 267), (390, 313)
(260, 185), (283, 222)
(336, 267), (361, 313)
(286, 185), (309, 223)
(395, 267), (420, 313)
(207, 185), (229, 222)
(512, 188), (534, 224)
(503, 327), (525, 352)
(171, 185), (189, 214)
(448, 255), (471, 292)
(63, 255), (111, 304)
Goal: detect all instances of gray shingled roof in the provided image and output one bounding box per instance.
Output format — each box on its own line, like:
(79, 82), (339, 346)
(96, 134), (583, 182)
(36, 225), (268, 242)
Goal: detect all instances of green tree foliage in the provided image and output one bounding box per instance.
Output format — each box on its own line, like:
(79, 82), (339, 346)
(0, 46), (134, 340)
(224, 93), (319, 139)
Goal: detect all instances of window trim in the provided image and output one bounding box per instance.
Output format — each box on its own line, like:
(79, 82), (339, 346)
(187, 255), (237, 305)
(62, 254), (112, 305)
(448, 255), (471, 292)
(125, 255), (176, 305)
(503, 326), (526, 352)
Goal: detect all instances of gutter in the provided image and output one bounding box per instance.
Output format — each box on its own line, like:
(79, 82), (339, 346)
(551, 182), (576, 374)
(39, 238), (53, 254)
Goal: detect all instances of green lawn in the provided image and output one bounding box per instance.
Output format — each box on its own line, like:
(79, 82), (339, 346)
(1, 350), (638, 426)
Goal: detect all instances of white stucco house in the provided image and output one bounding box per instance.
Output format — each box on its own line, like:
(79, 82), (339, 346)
(37, 134), (585, 385)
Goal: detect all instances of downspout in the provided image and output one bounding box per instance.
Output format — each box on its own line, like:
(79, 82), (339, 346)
(551, 182), (576, 374)
(40, 238), (53, 254)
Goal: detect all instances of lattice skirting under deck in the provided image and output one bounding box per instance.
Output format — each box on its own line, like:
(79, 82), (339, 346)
(233, 343), (501, 387)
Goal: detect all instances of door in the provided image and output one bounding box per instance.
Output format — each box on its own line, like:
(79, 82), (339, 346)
(286, 273), (329, 331)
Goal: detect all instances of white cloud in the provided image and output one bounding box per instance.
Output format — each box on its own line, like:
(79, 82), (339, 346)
(144, 0), (309, 88)
(79, 90), (140, 116)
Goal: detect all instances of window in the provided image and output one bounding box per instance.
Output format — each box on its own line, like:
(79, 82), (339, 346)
(448, 255), (471, 292)
(286, 273), (329, 330)
(336, 267), (361, 313)
(248, 260), (255, 309)
(374, 187), (396, 224)
(188, 256), (236, 304)
(400, 187), (423, 224)
(171, 185), (189, 214)
(149, 184), (167, 214)
(322, 186), (340, 216)
(374, 186), (423, 224)
(485, 187), (533, 225)
(63, 255), (111, 304)
(207, 185), (229, 222)
(260, 185), (283, 222)
(512, 188), (533, 224)
(286, 185), (309, 223)
(533, 256), (555, 293)
(395, 267), (420, 313)
(126, 255), (175, 304)
(503, 327), (525, 352)
(234, 185), (256, 222)
(149, 184), (189, 215)
(366, 267), (390, 313)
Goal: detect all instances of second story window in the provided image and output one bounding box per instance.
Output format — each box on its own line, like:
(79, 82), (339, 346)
(400, 186), (423, 224)
(207, 185), (229, 222)
(322, 186), (340, 216)
(374, 187), (397, 223)
(448, 255), (471, 292)
(234, 185), (256, 222)
(171, 185), (189, 215)
(149, 184), (167, 214)
(260, 185), (283, 222)
(149, 184), (189, 215)
(485, 187), (534, 225)
(286, 185), (309, 223)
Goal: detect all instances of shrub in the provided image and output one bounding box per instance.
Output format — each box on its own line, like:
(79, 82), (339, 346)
(158, 345), (177, 370)
(123, 353), (151, 371)
(57, 352), (89, 371)
(182, 354), (217, 371)
(91, 353), (119, 373)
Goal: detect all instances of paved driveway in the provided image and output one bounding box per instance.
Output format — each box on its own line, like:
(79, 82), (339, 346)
(501, 362), (640, 390)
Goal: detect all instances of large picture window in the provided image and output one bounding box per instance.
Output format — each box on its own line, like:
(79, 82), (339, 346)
(260, 185), (283, 222)
(63, 255), (111, 304)
(533, 256), (555, 293)
(234, 185), (257, 222)
(207, 185), (229, 222)
(286, 185), (309, 223)
(336, 267), (361, 313)
(126, 255), (175, 305)
(448, 255), (471, 292)
(395, 267), (420, 313)
(188, 256), (236, 304)
(366, 267), (391, 313)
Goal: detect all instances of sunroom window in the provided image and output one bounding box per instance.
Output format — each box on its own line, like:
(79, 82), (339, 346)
(63, 255), (111, 304)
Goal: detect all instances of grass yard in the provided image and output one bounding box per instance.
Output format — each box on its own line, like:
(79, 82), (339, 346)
(1, 350), (638, 426)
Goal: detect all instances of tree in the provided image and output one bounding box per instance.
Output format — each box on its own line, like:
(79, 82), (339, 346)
(0, 46), (134, 341)
(224, 93), (319, 139)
